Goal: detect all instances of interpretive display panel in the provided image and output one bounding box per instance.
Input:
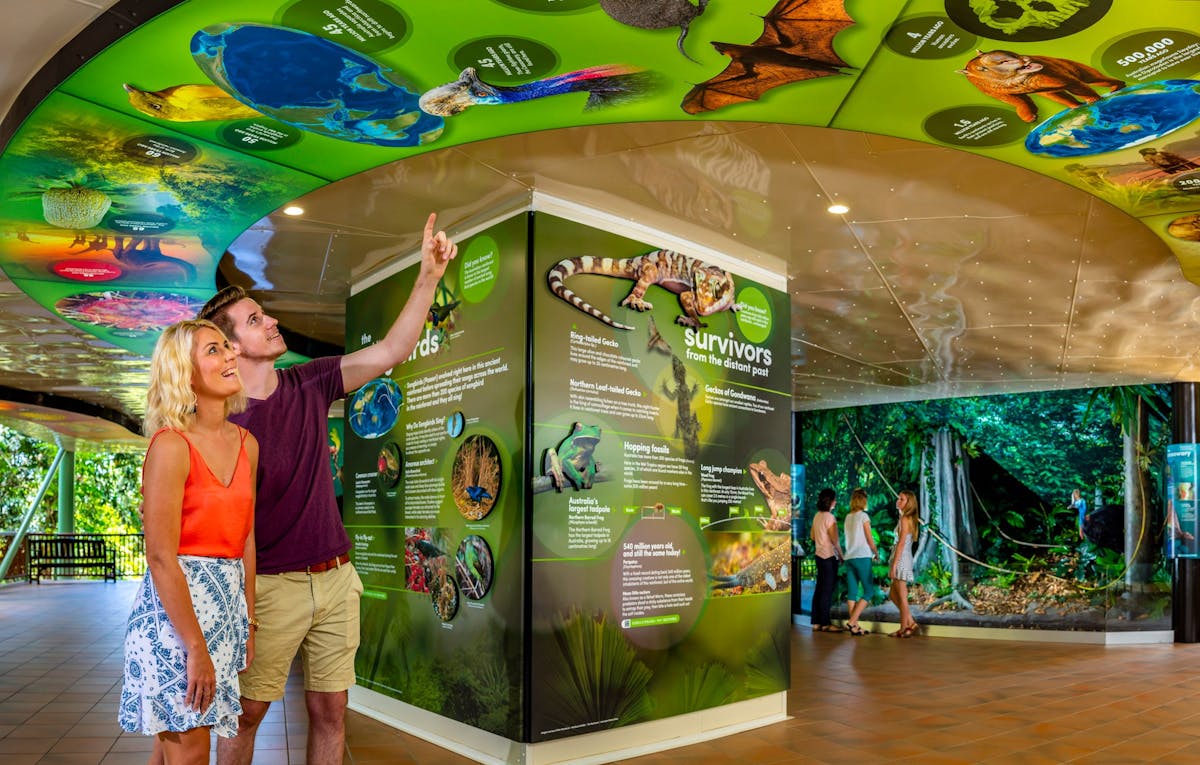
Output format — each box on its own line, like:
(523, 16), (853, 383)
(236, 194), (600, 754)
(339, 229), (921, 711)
(527, 214), (791, 742)
(1167, 443), (1200, 558)
(342, 213), (528, 739)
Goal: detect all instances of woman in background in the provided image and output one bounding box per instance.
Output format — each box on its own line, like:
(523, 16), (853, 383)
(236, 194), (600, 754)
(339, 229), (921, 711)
(119, 319), (259, 765)
(809, 488), (843, 632)
(842, 487), (877, 636)
(888, 490), (920, 638)
(1071, 489), (1088, 540)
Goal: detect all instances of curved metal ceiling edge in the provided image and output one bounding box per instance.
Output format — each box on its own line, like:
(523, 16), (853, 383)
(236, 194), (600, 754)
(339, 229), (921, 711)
(0, 0), (184, 150)
(0, 0), (1198, 426)
(0, 384), (142, 437)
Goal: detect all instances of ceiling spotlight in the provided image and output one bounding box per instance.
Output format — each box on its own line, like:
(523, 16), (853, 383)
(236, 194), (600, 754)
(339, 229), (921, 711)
(827, 203), (849, 215)
(283, 205), (304, 216)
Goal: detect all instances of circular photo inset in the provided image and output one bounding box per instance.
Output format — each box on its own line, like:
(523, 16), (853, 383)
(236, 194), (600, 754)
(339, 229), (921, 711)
(376, 442), (402, 489)
(455, 535), (494, 600)
(446, 411), (465, 438)
(452, 434), (501, 521)
(431, 571), (460, 622)
(348, 377), (402, 439)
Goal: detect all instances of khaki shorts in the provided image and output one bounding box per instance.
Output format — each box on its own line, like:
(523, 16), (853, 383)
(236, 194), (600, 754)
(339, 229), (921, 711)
(239, 562), (363, 701)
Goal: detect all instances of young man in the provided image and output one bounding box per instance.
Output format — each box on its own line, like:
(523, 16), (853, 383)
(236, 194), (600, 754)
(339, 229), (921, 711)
(199, 213), (457, 765)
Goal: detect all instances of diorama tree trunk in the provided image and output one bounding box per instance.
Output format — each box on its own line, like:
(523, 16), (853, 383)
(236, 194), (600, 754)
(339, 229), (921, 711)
(1123, 397), (1156, 588)
(918, 427), (978, 609)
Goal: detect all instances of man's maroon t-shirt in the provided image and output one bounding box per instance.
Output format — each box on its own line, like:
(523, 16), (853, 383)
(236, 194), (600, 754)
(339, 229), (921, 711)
(231, 355), (349, 574)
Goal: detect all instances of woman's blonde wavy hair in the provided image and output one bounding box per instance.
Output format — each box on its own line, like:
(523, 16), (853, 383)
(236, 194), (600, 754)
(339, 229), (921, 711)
(848, 487), (868, 513)
(898, 490), (920, 530)
(143, 319), (246, 436)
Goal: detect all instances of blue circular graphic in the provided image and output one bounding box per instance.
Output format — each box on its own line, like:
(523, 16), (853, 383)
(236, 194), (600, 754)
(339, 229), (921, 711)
(348, 377), (403, 439)
(1026, 79), (1200, 158)
(191, 22), (443, 147)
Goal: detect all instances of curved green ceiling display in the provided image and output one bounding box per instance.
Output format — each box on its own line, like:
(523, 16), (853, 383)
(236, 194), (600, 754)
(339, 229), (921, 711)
(1, 0), (1198, 356)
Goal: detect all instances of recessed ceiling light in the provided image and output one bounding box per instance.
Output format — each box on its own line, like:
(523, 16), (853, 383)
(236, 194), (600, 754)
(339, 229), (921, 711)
(283, 206), (304, 216)
(827, 203), (850, 215)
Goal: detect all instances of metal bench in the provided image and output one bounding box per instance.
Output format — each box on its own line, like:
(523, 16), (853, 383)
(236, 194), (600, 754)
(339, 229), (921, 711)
(27, 535), (117, 583)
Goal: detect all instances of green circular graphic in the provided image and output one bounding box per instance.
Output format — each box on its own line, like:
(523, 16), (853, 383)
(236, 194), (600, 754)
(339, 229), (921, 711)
(219, 119), (303, 151)
(121, 135), (197, 165)
(923, 106), (1028, 147)
(886, 16), (976, 59)
(492, 0), (594, 12)
(1100, 30), (1200, 84)
(459, 235), (500, 304)
(451, 37), (558, 84)
(735, 286), (772, 344)
(280, 0), (408, 54)
(944, 0), (1112, 42)
(1173, 172), (1200, 195)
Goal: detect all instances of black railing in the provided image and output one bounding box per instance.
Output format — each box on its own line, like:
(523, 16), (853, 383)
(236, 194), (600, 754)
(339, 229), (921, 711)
(0, 532), (145, 583)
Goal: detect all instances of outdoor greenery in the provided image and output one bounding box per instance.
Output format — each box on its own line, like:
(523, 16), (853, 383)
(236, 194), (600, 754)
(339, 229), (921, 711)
(0, 424), (143, 534)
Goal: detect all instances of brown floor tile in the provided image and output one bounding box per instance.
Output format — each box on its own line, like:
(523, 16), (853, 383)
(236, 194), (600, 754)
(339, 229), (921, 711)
(48, 737), (119, 753)
(0, 736), (57, 754)
(6, 581), (1200, 765)
(108, 736), (155, 753)
(34, 753), (106, 765)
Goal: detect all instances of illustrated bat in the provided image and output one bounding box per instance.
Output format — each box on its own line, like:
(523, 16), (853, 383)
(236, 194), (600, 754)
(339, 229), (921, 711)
(681, 0), (854, 114)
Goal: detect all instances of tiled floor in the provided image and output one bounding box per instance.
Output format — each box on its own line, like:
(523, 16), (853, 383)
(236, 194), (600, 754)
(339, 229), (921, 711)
(2, 582), (1199, 765)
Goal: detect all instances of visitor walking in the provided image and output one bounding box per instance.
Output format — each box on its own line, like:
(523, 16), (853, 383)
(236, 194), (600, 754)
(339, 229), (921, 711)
(842, 487), (877, 636)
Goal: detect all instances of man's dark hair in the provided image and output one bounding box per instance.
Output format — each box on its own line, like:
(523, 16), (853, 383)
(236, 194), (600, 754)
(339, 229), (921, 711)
(197, 285), (248, 341)
(817, 488), (836, 513)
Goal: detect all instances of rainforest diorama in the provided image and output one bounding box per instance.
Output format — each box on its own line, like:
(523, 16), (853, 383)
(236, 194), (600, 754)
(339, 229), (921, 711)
(796, 385), (1173, 631)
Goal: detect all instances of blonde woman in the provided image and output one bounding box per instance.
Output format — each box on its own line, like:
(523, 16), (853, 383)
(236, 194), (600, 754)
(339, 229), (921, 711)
(119, 320), (259, 765)
(889, 490), (920, 638)
(842, 488), (877, 636)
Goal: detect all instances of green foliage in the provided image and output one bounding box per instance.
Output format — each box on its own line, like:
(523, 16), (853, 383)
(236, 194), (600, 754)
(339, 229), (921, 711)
(985, 570), (1021, 589)
(442, 636), (520, 737)
(1083, 385), (1169, 436)
(542, 610), (652, 730)
(0, 425), (143, 533)
(919, 560), (954, 597)
(652, 662), (740, 718)
(800, 389), (1127, 516)
(0, 428), (56, 528)
(743, 629), (789, 697)
(1074, 541), (1125, 583)
(404, 657), (450, 712)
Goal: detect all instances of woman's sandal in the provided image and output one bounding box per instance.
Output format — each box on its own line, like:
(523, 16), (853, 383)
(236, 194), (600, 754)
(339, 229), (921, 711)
(899, 624), (919, 638)
(848, 625), (868, 636)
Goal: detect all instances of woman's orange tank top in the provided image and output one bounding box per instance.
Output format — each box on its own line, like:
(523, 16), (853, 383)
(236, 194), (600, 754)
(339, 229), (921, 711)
(147, 427), (254, 558)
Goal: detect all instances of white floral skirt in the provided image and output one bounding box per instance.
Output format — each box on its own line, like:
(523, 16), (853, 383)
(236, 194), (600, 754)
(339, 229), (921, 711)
(119, 555), (248, 737)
